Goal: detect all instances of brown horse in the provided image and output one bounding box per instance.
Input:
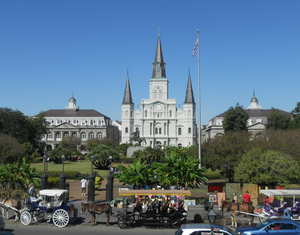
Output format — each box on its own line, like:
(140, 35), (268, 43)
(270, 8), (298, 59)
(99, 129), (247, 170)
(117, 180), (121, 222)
(1, 198), (21, 222)
(81, 202), (111, 226)
(220, 200), (254, 228)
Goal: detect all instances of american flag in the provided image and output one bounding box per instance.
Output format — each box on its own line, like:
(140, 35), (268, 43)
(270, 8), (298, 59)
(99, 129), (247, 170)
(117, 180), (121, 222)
(192, 39), (198, 57)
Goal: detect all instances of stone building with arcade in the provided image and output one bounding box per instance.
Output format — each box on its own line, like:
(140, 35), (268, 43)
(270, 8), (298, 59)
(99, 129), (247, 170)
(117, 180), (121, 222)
(40, 94), (119, 151)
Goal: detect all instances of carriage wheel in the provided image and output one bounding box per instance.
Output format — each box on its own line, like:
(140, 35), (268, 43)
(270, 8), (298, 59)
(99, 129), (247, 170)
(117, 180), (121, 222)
(69, 208), (78, 223)
(20, 211), (31, 226)
(52, 209), (69, 228)
(170, 216), (181, 229)
(117, 215), (131, 229)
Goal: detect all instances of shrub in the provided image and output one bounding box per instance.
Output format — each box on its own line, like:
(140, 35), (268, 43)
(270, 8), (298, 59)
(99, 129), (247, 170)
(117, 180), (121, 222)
(45, 170), (81, 179)
(48, 177), (60, 189)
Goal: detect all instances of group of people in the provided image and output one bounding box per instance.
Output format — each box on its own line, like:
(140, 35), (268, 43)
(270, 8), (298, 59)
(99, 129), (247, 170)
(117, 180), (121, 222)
(233, 191), (251, 204)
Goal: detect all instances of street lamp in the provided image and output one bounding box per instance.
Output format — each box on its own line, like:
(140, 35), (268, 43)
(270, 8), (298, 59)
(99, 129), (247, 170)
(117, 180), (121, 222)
(208, 204), (217, 224)
(108, 156), (113, 175)
(106, 156), (114, 202)
(88, 155), (95, 202)
(43, 154), (47, 173)
(223, 162), (228, 183)
(153, 172), (158, 189)
(59, 155), (66, 189)
(41, 154), (48, 190)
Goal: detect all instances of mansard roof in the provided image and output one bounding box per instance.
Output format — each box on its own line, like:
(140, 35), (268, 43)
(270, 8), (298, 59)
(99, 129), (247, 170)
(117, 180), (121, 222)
(43, 109), (110, 119)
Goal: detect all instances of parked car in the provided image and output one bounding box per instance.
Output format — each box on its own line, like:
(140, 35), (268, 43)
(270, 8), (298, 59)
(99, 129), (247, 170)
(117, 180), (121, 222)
(175, 224), (237, 235)
(237, 219), (300, 235)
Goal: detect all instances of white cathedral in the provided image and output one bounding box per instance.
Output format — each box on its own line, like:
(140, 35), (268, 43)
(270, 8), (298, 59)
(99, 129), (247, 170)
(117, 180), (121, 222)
(121, 34), (197, 147)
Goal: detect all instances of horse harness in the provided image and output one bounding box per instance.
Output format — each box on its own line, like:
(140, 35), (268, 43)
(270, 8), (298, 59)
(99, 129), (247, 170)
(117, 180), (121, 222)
(87, 202), (107, 215)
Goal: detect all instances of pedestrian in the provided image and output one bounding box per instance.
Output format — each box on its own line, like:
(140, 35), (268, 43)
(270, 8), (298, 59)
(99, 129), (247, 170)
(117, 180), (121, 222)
(240, 195), (245, 204)
(233, 193), (238, 203)
(81, 177), (88, 196)
(283, 205), (291, 219)
(243, 191), (251, 204)
(78, 156), (80, 163)
(265, 196), (270, 205)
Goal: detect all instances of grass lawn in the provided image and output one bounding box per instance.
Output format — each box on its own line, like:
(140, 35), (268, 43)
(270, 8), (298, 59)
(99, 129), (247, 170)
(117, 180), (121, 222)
(31, 160), (124, 177)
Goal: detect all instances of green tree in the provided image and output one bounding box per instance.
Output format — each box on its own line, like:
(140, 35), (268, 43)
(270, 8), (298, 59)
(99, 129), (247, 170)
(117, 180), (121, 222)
(223, 103), (249, 133)
(201, 131), (253, 182)
(116, 143), (131, 157)
(131, 150), (145, 158)
(0, 108), (48, 151)
(0, 157), (41, 197)
(265, 108), (292, 130)
(291, 102), (300, 129)
(0, 134), (24, 164)
(114, 157), (154, 187)
(21, 142), (34, 159)
(86, 144), (119, 169)
(234, 148), (300, 186)
(153, 150), (208, 188)
(59, 136), (81, 150)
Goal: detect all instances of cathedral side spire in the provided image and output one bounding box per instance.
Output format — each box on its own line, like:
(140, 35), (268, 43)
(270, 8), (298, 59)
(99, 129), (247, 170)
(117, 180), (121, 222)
(184, 71), (195, 104)
(152, 33), (166, 78)
(122, 72), (133, 104)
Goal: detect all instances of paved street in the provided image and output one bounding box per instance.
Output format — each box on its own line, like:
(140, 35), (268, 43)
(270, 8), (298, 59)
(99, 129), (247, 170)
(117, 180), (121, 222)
(0, 179), (260, 234)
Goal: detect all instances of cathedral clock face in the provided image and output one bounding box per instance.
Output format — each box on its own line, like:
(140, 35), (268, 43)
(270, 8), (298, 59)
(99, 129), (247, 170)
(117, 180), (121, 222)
(155, 104), (162, 111)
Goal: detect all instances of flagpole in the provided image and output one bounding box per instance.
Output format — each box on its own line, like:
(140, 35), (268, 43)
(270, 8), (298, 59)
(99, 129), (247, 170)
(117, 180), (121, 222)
(197, 29), (201, 169)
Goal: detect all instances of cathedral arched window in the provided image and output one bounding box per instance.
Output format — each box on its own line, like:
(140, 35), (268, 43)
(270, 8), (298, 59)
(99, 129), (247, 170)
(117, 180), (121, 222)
(178, 128), (182, 135)
(188, 110), (191, 117)
(155, 128), (158, 134)
(125, 111), (128, 117)
(145, 110), (147, 117)
(63, 132), (69, 138)
(154, 91), (157, 99)
(159, 90), (162, 99)
(170, 110), (172, 117)
(88, 132), (94, 139)
(81, 132), (86, 140)
(97, 132), (102, 139)
(159, 128), (162, 134)
(72, 132), (77, 137)
(125, 127), (128, 133)
(56, 133), (61, 139)
(47, 133), (53, 139)
(188, 127), (191, 134)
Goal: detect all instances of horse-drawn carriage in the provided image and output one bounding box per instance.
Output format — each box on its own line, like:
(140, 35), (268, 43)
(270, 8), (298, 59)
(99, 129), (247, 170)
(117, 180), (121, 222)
(20, 189), (77, 227)
(115, 189), (191, 229)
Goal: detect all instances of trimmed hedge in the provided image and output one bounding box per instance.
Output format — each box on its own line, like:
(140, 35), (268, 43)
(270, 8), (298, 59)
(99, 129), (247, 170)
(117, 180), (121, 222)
(48, 177), (60, 188)
(203, 172), (221, 180)
(118, 157), (135, 164)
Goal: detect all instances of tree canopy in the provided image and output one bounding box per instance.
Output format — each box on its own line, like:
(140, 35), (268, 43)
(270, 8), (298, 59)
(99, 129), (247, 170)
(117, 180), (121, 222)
(223, 103), (249, 133)
(0, 134), (25, 164)
(265, 108), (292, 130)
(0, 108), (48, 152)
(234, 148), (300, 186)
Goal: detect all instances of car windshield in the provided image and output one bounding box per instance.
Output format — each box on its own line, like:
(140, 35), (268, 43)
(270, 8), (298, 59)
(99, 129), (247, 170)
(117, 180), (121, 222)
(255, 220), (271, 229)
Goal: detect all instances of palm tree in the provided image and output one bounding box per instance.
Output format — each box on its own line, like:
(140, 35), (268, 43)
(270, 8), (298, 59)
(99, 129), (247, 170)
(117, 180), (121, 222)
(86, 144), (119, 169)
(153, 150), (208, 188)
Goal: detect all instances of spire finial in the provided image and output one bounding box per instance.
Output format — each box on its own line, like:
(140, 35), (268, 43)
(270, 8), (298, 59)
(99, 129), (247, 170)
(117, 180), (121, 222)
(157, 28), (161, 36)
(253, 90), (255, 97)
(127, 67), (129, 77)
(188, 66), (190, 75)
(72, 91), (74, 97)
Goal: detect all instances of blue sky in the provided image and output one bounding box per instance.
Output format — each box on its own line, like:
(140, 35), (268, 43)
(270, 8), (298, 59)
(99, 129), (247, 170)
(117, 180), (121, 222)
(1, 0), (300, 126)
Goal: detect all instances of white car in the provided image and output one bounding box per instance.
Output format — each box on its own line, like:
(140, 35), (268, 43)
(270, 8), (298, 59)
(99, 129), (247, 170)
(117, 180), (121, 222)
(175, 224), (238, 235)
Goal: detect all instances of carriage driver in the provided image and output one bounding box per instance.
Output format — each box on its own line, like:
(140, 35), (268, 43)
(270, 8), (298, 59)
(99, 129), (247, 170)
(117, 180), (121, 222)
(29, 185), (42, 203)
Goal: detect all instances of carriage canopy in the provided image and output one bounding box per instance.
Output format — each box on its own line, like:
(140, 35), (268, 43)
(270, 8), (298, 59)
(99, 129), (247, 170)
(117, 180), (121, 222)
(39, 189), (68, 197)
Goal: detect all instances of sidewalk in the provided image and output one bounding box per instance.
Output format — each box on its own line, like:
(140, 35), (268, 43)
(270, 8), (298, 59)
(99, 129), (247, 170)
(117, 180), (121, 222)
(67, 177), (124, 202)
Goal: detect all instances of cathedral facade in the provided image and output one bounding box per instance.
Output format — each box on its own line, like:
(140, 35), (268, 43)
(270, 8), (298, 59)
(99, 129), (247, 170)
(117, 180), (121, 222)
(121, 34), (197, 147)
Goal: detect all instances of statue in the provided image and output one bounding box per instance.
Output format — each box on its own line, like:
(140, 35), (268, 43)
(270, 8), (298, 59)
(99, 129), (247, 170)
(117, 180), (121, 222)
(130, 130), (147, 146)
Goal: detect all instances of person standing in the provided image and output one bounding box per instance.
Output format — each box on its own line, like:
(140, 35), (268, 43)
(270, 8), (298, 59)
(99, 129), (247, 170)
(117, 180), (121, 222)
(265, 196), (270, 205)
(233, 193), (238, 203)
(81, 177), (88, 196)
(243, 191), (251, 204)
(283, 205), (291, 219)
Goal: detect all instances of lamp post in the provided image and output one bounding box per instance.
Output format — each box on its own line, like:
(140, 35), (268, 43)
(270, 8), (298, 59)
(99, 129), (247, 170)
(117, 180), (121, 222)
(41, 154), (48, 190)
(106, 156), (114, 202)
(59, 155), (66, 189)
(223, 162), (228, 199)
(208, 204), (217, 233)
(88, 155), (95, 202)
(153, 172), (158, 190)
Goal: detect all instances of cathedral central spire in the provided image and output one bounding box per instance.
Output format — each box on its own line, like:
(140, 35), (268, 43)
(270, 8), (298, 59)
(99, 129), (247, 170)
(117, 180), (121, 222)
(152, 33), (166, 78)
